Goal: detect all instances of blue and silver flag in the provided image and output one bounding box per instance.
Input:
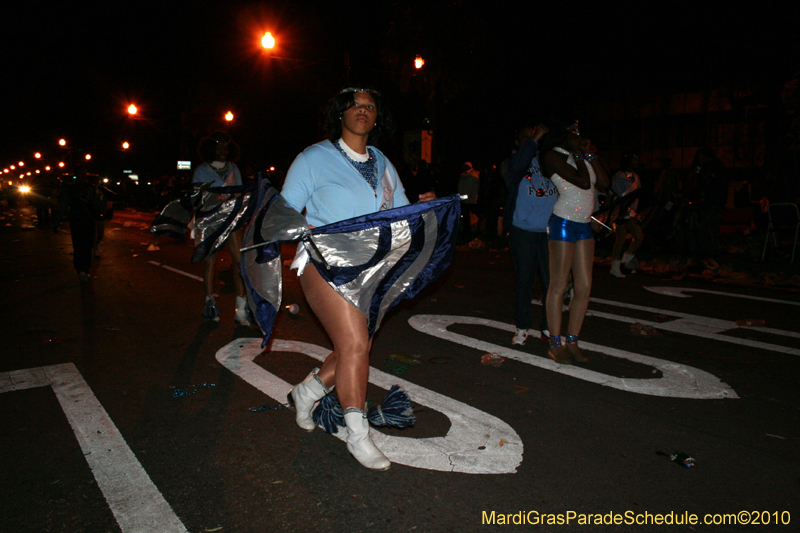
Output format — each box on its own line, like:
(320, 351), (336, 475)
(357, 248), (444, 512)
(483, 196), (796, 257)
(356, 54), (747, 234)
(151, 184), (255, 263)
(241, 178), (460, 346)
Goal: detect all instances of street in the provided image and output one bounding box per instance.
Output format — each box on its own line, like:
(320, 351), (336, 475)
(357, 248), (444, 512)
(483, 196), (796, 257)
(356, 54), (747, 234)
(2, 205), (799, 533)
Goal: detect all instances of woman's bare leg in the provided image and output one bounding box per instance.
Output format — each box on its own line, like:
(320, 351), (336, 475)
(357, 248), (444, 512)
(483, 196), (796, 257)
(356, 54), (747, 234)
(203, 253), (216, 296)
(565, 238), (595, 362)
(226, 228), (246, 297)
(300, 266), (370, 410)
(546, 240), (575, 364)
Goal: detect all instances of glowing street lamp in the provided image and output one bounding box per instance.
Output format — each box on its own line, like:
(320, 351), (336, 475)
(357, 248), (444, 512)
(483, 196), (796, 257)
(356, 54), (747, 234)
(59, 138), (67, 147)
(18, 161), (24, 167)
(34, 152), (41, 159)
(225, 111), (234, 122)
(58, 162), (65, 168)
(128, 104), (138, 115)
(85, 154), (92, 161)
(261, 31), (275, 49)
(122, 141), (130, 150)
(414, 55), (425, 69)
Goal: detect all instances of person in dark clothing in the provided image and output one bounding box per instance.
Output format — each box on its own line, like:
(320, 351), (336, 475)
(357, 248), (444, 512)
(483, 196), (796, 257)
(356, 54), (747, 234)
(685, 148), (729, 266)
(501, 124), (555, 345)
(54, 166), (106, 283)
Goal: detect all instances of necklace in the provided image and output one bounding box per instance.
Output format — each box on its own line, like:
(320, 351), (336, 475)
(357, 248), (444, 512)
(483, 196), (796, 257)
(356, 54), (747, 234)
(335, 141), (378, 190)
(209, 161), (229, 176)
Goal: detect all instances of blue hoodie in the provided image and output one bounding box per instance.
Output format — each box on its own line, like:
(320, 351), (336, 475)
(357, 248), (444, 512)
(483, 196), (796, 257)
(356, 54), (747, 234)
(501, 139), (557, 233)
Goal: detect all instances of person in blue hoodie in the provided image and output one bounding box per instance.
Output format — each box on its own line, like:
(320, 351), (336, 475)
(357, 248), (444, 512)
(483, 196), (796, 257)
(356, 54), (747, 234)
(281, 87), (435, 471)
(501, 124), (556, 346)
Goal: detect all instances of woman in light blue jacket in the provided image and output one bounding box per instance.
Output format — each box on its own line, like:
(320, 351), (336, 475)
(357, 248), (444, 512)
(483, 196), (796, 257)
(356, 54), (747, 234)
(282, 87), (434, 470)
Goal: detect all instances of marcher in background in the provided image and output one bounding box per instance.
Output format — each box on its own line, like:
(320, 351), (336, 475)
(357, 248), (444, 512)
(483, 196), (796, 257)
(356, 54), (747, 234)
(501, 124), (555, 346)
(685, 147), (729, 269)
(541, 121), (609, 365)
(53, 165), (106, 283)
(610, 153), (644, 277)
(192, 132), (250, 325)
(458, 161), (480, 242)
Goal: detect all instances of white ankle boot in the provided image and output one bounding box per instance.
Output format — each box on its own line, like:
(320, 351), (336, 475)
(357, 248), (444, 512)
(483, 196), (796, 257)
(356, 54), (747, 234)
(343, 408), (391, 470)
(234, 295), (251, 326)
(289, 370), (331, 431)
(610, 259), (626, 278)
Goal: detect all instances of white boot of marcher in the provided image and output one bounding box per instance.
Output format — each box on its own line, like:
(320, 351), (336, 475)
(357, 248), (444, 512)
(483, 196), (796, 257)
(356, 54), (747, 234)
(610, 259), (626, 278)
(622, 252), (638, 273)
(289, 369), (332, 431)
(234, 295), (251, 326)
(343, 408), (391, 471)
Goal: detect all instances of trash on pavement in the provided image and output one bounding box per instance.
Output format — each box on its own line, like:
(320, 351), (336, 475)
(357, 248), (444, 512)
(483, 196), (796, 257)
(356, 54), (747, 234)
(481, 353), (505, 366)
(387, 354), (421, 365)
(656, 450), (696, 468)
(171, 383), (216, 398)
(630, 322), (662, 336)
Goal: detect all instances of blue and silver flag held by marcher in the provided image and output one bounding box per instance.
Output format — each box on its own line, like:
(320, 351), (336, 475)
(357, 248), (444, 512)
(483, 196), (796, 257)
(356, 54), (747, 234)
(151, 183), (256, 263)
(240, 177), (461, 347)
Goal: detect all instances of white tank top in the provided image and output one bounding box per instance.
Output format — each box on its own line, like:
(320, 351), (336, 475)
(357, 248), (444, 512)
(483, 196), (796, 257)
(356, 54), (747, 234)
(550, 148), (596, 223)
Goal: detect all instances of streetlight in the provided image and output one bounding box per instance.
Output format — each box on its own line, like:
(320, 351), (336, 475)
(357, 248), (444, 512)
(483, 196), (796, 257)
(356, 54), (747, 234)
(59, 138), (67, 147)
(414, 55), (425, 69)
(261, 31), (275, 49)
(122, 141), (130, 150)
(34, 152), (41, 159)
(128, 104), (138, 115)
(225, 111), (234, 122)
(85, 154), (92, 161)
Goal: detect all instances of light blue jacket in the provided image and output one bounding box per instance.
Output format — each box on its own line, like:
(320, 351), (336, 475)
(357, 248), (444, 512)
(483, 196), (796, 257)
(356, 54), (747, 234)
(192, 161), (242, 187)
(281, 139), (409, 227)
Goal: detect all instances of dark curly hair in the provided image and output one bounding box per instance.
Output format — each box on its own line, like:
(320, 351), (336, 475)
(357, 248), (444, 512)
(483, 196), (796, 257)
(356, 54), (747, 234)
(324, 86), (393, 145)
(197, 131), (240, 163)
(538, 119), (574, 155)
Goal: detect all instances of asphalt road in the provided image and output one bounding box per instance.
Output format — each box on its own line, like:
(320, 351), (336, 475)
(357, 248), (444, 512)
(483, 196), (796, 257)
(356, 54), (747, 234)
(2, 205), (799, 533)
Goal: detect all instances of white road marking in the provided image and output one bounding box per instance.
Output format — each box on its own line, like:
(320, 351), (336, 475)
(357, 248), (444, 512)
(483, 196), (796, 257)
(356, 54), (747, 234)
(408, 315), (738, 399)
(148, 261), (204, 282)
(643, 286), (800, 306)
(1, 364), (188, 533)
(216, 338), (523, 474)
(555, 295), (800, 355)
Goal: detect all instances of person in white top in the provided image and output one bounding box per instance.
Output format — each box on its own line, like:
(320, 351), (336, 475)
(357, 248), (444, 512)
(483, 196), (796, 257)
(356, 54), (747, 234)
(541, 121), (609, 365)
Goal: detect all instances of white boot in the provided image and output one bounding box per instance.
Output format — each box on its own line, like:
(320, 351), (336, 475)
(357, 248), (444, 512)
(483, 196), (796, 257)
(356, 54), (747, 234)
(610, 259), (626, 278)
(622, 252), (638, 273)
(288, 369), (331, 431)
(235, 295), (251, 326)
(343, 408), (391, 471)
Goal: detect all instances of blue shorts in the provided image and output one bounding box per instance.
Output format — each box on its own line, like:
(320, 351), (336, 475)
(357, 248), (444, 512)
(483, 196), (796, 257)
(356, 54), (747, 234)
(548, 214), (594, 242)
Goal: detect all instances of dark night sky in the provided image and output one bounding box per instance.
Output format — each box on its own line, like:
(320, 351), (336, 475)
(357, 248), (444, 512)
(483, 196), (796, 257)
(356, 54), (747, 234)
(3, 1), (799, 177)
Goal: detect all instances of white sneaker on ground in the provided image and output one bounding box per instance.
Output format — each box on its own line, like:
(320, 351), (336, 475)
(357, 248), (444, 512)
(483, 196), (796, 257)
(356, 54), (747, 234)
(540, 329), (550, 343)
(512, 328), (529, 345)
